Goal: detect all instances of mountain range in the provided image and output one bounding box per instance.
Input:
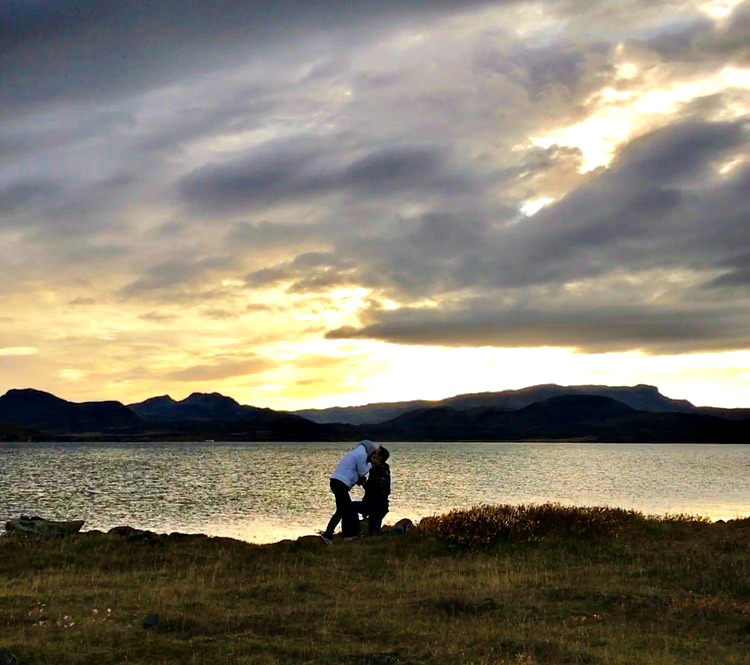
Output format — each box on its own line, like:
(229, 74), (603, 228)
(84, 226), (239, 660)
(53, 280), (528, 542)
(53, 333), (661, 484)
(295, 383), (750, 424)
(0, 384), (748, 443)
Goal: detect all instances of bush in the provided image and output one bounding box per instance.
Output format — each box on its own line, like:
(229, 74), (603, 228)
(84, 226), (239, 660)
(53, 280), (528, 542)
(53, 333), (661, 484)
(418, 503), (651, 549)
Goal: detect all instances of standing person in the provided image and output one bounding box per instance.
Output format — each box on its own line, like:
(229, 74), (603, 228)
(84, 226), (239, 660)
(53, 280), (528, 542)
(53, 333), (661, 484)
(320, 440), (378, 543)
(352, 446), (390, 535)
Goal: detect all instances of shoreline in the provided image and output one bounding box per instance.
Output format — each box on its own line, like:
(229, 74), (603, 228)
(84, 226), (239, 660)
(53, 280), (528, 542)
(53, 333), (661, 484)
(6, 505), (749, 547)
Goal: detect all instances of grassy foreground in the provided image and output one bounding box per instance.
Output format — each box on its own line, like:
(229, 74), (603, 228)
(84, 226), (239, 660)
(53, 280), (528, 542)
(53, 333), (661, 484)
(1, 505), (748, 665)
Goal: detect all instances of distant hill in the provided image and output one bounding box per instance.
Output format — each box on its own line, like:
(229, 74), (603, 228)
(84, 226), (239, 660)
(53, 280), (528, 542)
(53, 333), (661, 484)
(129, 392), (260, 421)
(293, 399), (436, 426)
(0, 389), (360, 441)
(364, 395), (750, 443)
(0, 385), (747, 442)
(0, 388), (143, 435)
(293, 383), (735, 424)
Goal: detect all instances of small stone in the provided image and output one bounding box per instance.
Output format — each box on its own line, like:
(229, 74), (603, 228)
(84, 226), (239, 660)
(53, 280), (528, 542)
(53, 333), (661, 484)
(392, 518), (414, 533)
(0, 647), (18, 665)
(296, 535), (322, 544)
(108, 526), (158, 541)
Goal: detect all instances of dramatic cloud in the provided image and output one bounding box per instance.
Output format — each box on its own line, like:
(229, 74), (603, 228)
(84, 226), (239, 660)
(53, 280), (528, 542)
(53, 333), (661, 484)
(165, 356), (275, 382)
(180, 141), (473, 213)
(1, 0), (749, 407)
(0, 0), (500, 108)
(327, 119), (750, 352)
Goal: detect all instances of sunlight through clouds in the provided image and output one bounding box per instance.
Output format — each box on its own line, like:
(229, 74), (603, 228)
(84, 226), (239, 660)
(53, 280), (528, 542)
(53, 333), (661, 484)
(533, 67), (750, 172)
(0, 347), (39, 357)
(1, 0), (749, 409)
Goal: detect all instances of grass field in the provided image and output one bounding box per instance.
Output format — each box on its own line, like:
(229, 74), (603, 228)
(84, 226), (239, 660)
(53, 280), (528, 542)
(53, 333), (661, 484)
(1, 505), (748, 664)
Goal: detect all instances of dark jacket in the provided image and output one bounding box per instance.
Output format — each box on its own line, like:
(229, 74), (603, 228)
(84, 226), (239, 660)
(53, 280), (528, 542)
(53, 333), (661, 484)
(363, 462), (390, 507)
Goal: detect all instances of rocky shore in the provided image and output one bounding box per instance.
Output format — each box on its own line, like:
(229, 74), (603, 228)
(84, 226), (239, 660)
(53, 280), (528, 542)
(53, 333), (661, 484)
(4, 515), (415, 544)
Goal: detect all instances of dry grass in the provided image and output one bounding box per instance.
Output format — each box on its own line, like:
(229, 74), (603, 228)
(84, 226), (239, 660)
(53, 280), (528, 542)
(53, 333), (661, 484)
(0, 505), (748, 664)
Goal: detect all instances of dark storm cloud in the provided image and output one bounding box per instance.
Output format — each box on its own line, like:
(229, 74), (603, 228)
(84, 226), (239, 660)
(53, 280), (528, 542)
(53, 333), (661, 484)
(3, 0), (749, 365)
(641, 6), (750, 65)
(613, 120), (744, 182)
(326, 299), (750, 353)
(0, 0), (500, 109)
(475, 39), (613, 100)
(466, 120), (750, 290)
(705, 268), (750, 289)
(0, 170), (140, 241)
(0, 178), (61, 217)
(323, 119), (750, 352)
(179, 140), (470, 212)
(0, 110), (134, 160)
(254, 120), (748, 297)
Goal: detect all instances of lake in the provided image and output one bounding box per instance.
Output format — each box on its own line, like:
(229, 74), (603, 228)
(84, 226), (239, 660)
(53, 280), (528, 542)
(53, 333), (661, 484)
(1, 441), (748, 543)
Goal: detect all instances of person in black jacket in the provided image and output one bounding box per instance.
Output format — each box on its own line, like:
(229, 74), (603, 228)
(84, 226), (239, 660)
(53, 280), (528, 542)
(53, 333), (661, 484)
(352, 446), (390, 535)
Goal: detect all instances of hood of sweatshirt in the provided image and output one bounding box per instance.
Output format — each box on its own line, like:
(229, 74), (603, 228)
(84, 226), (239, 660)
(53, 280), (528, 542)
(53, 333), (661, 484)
(359, 439), (377, 456)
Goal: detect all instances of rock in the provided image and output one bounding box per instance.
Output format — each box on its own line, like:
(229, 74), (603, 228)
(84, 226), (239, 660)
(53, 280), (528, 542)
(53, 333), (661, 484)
(0, 648), (17, 665)
(167, 531), (206, 541)
(5, 516), (84, 537)
(296, 535), (322, 545)
(392, 518), (415, 534)
(143, 613), (163, 629)
(107, 526), (157, 541)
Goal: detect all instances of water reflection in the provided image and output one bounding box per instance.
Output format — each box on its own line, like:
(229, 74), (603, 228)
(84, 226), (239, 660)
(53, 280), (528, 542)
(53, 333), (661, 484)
(1, 441), (748, 543)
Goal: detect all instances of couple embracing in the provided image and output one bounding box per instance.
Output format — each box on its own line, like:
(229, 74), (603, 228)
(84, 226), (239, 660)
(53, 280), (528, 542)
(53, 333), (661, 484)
(320, 440), (390, 543)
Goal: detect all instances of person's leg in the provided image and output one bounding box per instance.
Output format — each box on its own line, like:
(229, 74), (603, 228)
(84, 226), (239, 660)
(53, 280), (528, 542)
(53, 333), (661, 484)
(340, 489), (361, 539)
(323, 479), (351, 539)
(368, 504), (388, 535)
(352, 500), (372, 535)
(350, 500), (367, 517)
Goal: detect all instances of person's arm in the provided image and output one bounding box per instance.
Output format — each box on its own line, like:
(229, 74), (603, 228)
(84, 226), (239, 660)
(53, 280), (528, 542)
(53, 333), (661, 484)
(354, 446), (371, 479)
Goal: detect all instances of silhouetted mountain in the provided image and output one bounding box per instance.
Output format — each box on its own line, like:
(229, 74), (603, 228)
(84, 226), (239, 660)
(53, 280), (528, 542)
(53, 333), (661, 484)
(692, 406), (750, 421)
(0, 388), (360, 441)
(129, 392), (249, 421)
(0, 388), (142, 435)
(444, 384), (695, 412)
(294, 399), (435, 425)
(132, 410), (359, 442)
(295, 383), (707, 424)
(364, 395), (750, 443)
(1, 386), (747, 442)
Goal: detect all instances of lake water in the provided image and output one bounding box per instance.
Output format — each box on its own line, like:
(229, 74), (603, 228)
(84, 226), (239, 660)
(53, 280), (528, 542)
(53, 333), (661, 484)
(1, 441), (748, 543)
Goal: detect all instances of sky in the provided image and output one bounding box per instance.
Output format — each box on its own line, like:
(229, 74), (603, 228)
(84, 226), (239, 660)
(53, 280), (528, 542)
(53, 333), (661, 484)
(1, 0), (749, 410)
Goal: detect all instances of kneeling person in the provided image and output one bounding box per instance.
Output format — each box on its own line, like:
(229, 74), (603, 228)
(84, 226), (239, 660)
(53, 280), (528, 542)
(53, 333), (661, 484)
(353, 446), (390, 535)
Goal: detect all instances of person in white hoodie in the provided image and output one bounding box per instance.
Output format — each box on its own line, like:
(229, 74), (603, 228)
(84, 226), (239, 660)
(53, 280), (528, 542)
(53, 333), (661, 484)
(320, 440), (378, 543)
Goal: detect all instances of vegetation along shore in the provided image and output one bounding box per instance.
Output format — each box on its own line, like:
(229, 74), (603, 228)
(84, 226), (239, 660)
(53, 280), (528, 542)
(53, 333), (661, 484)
(1, 504), (748, 664)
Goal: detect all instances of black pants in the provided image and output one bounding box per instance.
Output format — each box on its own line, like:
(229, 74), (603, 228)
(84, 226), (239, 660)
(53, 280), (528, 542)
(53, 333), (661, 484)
(323, 478), (360, 538)
(352, 499), (389, 535)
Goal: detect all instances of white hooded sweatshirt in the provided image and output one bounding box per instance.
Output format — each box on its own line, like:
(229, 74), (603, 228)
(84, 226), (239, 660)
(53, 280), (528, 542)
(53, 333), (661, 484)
(330, 440), (378, 489)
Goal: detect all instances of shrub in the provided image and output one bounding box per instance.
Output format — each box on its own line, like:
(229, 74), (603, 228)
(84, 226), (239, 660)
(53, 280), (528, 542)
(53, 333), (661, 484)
(418, 503), (650, 549)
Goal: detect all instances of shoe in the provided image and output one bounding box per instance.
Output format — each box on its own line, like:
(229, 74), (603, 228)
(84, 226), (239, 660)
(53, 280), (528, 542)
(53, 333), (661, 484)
(319, 533), (333, 545)
(343, 533), (361, 541)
